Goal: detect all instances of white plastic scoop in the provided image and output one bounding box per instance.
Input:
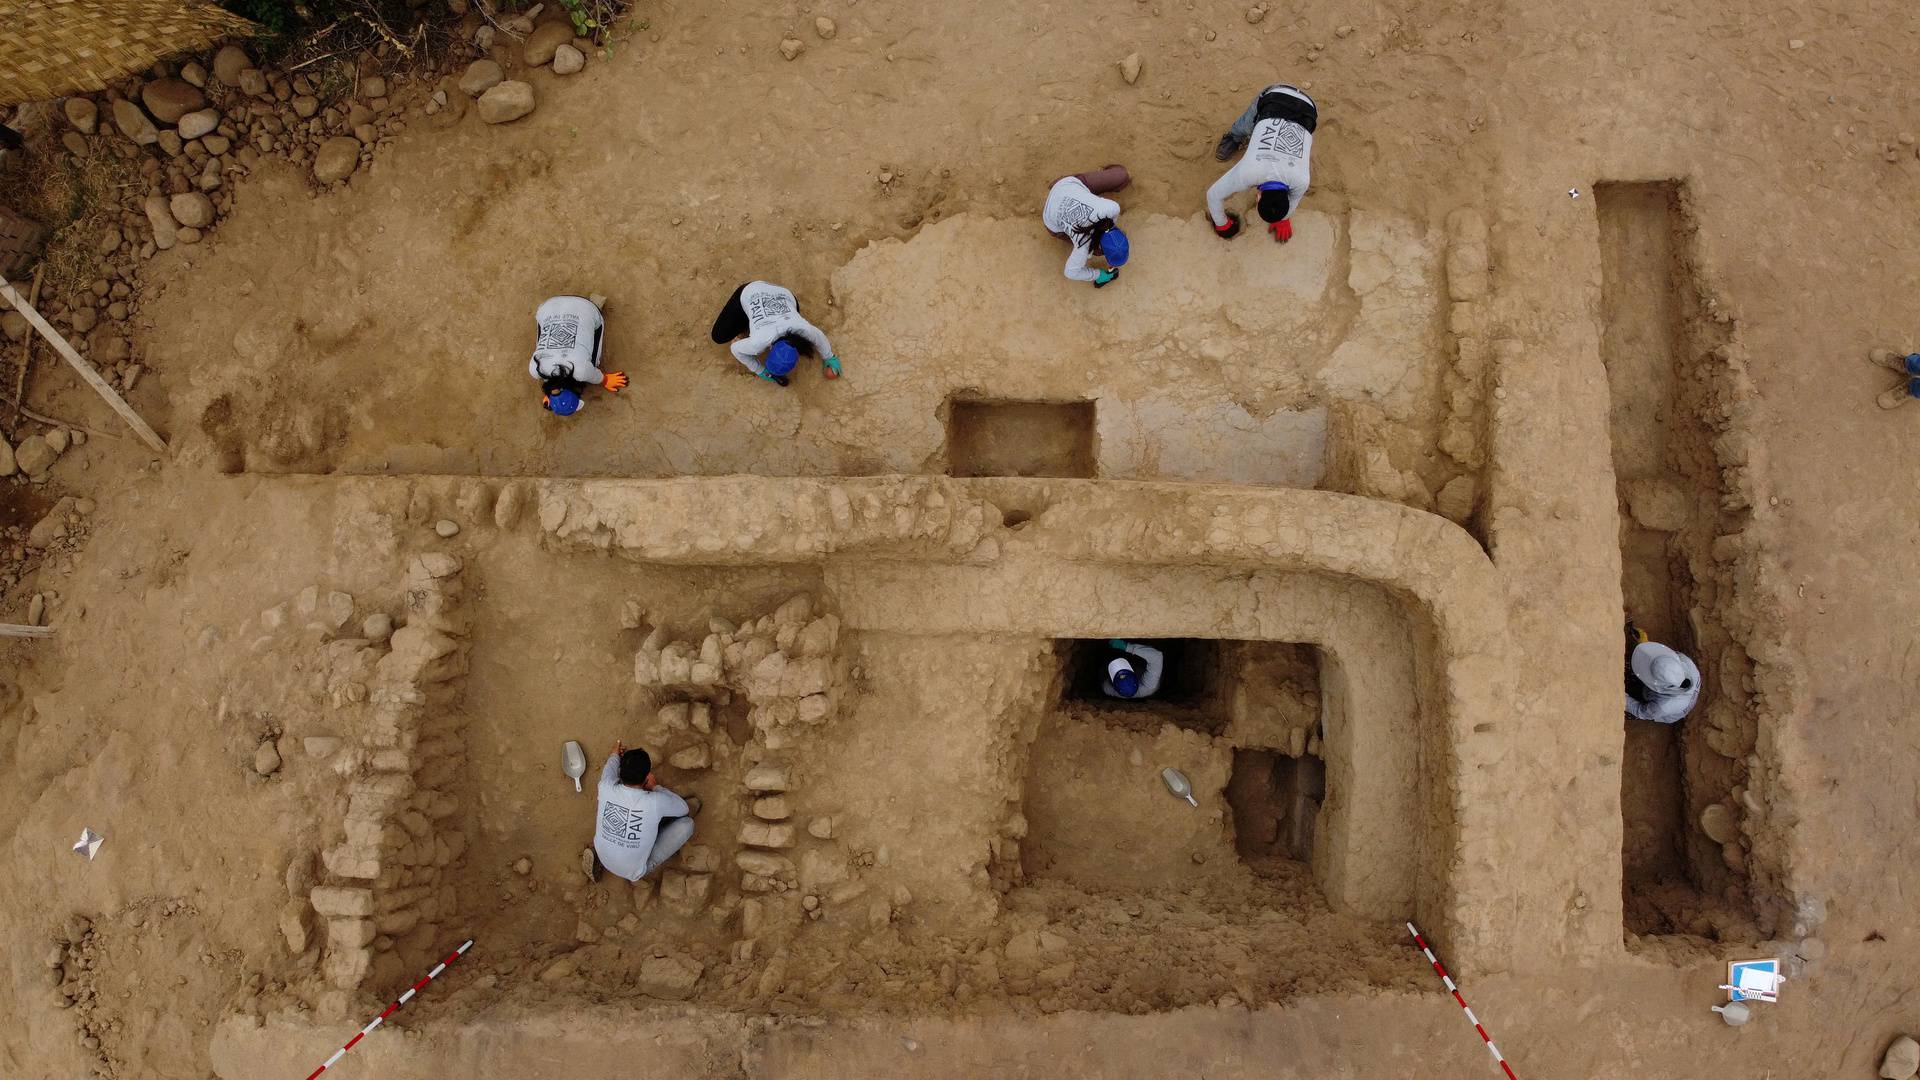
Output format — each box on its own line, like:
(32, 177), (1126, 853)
(562, 741), (587, 793)
(1161, 767), (1199, 807)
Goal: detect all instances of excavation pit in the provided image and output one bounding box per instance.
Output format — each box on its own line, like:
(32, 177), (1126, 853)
(946, 398), (1097, 479)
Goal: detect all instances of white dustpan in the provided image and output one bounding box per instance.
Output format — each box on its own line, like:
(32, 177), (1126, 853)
(562, 741), (587, 793)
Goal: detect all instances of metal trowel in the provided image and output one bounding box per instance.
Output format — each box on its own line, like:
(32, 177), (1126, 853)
(1161, 767), (1199, 807)
(562, 741), (588, 793)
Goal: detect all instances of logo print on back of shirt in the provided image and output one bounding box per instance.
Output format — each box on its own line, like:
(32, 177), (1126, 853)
(537, 313), (580, 351)
(747, 293), (794, 321)
(600, 803), (647, 844)
(1256, 124), (1306, 158)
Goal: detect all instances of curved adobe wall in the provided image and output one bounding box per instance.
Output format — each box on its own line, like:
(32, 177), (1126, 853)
(538, 476), (1519, 967)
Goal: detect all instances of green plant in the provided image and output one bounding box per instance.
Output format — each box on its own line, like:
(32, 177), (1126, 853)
(556, 0), (632, 44)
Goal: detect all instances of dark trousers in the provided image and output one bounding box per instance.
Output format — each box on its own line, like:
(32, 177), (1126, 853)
(710, 282), (750, 343)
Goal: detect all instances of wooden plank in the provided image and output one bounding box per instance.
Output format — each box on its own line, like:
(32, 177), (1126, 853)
(0, 623), (53, 638)
(0, 272), (167, 453)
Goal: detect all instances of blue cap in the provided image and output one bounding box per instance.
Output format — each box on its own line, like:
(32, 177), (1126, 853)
(1258, 181), (1291, 192)
(547, 388), (581, 416)
(1112, 669), (1140, 698)
(1100, 226), (1130, 267)
(767, 339), (800, 377)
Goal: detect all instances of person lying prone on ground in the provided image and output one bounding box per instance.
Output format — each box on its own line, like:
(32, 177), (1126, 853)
(710, 280), (842, 386)
(588, 742), (695, 882)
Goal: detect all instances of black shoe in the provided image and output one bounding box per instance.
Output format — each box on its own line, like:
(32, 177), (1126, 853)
(1214, 134), (1243, 161)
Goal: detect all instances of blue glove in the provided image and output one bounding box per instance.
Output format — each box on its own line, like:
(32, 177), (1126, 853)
(1108, 638), (1127, 649)
(1093, 268), (1119, 288)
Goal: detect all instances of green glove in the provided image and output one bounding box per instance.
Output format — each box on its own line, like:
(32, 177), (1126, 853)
(1108, 638), (1127, 649)
(1094, 268), (1119, 288)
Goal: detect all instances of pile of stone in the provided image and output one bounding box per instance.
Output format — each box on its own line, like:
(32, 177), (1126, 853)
(255, 554), (469, 1004)
(3, 266), (145, 394)
(3, 426), (86, 485)
(633, 593), (843, 751)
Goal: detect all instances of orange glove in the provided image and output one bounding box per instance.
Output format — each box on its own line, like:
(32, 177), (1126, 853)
(602, 371), (629, 392)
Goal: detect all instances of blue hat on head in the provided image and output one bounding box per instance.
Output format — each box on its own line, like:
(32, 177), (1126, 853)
(547, 388), (581, 416)
(1108, 656), (1140, 698)
(766, 339), (800, 377)
(1100, 226), (1130, 267)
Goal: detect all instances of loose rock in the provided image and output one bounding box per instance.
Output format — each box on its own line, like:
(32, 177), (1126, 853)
(63, 97), (97, 134)
(16, 435), (58, 479)
(1119, 52), (1142, 85)
(815, 16), (837, 38)
(780, 37), (805, 60)
(456, 59), (503, 97)
(212, 45), (252, 86)
(177, 108), (218, 140)
(254, 741), (282, 776)
(477, 81), (536, 124)
(552, 45), (586, 75)
(313, 136), (362, 184)
(169, 192), (214, 229)
(1883, 1037), (1920, 1080)
(363, 613), (394, 641)
(435, 519), (461, 538)
(142, 78), (205, 123)
(524, 22), (576, 66)
(111, 98), (159, 145)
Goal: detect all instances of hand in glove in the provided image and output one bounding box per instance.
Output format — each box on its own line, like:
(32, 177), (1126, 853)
(1108, 638), (1128, 649)
(601, 371), (629, 392)
(823, 355), (843, 379)
(1094, 268), (1120, 288)
(1214, 212), (1242, 240)
(756, 369), (790, 387)
(1269, 218), (1293, 243)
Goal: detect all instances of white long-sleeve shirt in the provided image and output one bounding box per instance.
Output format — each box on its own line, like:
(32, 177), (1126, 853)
(1625, 644), (1701, 724)
(1043, 177), (1122, 282)
(728, 281), (833, 376)
(526, 295), (605, 387)
(593, 754), (690, 882)
(1207, 90), (1314, 227)
(1101, 643), (1166, 699)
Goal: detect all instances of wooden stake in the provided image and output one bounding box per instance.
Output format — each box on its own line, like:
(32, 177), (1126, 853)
(8, 266), (41, 440)
(0, 273), (166, 453)
(0, 623), (53, 638)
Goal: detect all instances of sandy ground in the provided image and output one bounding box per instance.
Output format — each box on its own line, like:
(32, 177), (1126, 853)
(4, 0), (1920, 1077)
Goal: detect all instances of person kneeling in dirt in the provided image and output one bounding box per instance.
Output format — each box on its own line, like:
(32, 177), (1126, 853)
(1102, 639), (1165, 700)
(1623, 623), (1700, 724)
(585, 741), (695, 883)
(1871, 348), (1920, 410)
(711, 280), (842, 386)
(1207, 83), (1316, 244)
(1043, 165), (1132, 287)
(528, 294), (628, 416)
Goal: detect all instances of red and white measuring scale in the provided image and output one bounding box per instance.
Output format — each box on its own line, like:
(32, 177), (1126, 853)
(303, 939), (474, 1080)
(1408, 922), (1518, 1079)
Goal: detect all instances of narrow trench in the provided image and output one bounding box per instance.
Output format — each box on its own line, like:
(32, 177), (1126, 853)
(1595, 180), (1757, 940)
